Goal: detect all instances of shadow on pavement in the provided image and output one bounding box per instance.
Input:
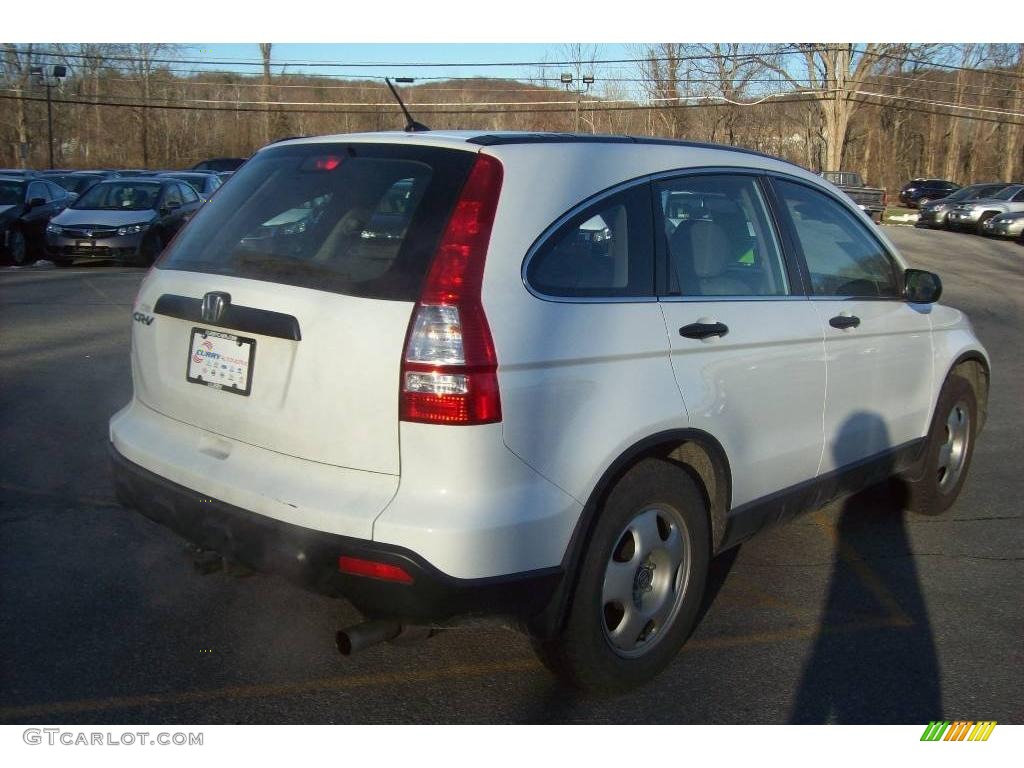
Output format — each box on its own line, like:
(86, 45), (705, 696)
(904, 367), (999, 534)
(790, 413), (941, 723)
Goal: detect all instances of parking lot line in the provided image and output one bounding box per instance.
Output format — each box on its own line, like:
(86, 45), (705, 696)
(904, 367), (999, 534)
(0, 658), (543, 721)
(0, 614), (916, 721)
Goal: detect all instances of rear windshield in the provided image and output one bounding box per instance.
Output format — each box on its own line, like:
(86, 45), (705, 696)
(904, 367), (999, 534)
(991, 185), (1022, 201)
(158, 143), (477, 301)
(951, 184), (1003, 201)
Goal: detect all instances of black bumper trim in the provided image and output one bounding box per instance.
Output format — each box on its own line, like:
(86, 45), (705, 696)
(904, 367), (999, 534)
(109, 443), (562, 624)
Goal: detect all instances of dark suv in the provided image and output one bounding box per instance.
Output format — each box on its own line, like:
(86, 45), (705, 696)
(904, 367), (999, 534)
(899, 178), (960, 208)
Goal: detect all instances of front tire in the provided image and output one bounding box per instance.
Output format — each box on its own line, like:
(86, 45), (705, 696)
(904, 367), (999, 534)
(976, 212), (997, 235)
(532, 458), (710, 693)
(9, 228), (31, 266)
(138, 232), (164, 266)
(905, 375), (977, 516)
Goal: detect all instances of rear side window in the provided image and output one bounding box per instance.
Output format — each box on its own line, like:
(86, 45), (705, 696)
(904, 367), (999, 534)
(159, 143), (476, 301)
(527, 185), (654, 298)
(656, 174), (789, 297)
(774, 178), (900, 298)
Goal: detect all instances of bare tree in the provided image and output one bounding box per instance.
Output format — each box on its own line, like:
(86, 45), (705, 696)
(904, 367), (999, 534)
(260, 43), (272, 144)
(998, 43), (1024, 181)
(636, 43), (689, 138)
(759, 44), (917, 171)
(1, 44), (35, 167)
(685, 44), (769, 145)
(124, 43), (181, 167)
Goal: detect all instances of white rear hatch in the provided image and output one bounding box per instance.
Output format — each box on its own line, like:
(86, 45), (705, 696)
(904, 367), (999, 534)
(131, 140), (479, 475)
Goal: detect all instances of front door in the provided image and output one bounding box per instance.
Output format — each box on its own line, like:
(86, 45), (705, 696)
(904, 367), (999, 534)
(770, 177), (934, 474)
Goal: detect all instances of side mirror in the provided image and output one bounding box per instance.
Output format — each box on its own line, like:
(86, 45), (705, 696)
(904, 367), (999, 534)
(162, 200), (182, 214)
(904, 269), (942, 304)
(27, 197), (46, 209)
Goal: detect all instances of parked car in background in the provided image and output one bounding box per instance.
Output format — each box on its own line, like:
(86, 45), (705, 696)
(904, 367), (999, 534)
(820, 171), (887, 223)
(0, 175), (72, 265)
(47, 170), (122, 197)
(45, 178), (202, 266)
(109, 131), (988, 693)
(899, 178), (960, 208)
(947, 184), (1024, 233)
(981, 210), (1024, 239)
(191, 157), (246, 172)
(917, 182), (1011, 229)
(0, 169), (40, 178)
(156, 171), (223, 202)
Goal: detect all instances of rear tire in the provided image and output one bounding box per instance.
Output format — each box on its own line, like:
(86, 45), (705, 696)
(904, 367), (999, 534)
(905, 375), (977, 516)
(532, 458), (710, 693)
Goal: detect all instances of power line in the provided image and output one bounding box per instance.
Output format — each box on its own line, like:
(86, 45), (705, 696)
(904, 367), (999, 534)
(4, 88), (1022, 127)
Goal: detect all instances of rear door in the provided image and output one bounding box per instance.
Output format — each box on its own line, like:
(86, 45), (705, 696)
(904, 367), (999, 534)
(770, 177), (933, 472)
(655, 172), (826, 509)
(133, 142), (476, 475)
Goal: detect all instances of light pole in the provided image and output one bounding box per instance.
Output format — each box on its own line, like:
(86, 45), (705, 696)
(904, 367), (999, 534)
(561, 72), (595, 133)
(30, 64), (67, 169)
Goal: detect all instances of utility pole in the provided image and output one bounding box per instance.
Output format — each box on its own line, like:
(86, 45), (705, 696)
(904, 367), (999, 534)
(30, 64), (67, 169)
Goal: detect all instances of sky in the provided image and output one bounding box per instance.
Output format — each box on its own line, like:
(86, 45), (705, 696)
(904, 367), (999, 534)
(187, 43), (635, 83)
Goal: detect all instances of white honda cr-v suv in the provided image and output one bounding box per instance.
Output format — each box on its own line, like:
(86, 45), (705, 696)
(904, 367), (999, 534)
(110, 131), (989, 692)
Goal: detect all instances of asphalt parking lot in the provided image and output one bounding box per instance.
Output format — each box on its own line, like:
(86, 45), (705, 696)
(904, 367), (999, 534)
(0, 226), (1021, 724)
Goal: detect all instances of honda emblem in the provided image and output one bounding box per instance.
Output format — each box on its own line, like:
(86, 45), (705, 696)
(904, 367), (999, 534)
(201, 291), (230, 324)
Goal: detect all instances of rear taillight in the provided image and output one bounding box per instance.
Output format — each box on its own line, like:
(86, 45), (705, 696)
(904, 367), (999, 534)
(399, 153), (503, 426)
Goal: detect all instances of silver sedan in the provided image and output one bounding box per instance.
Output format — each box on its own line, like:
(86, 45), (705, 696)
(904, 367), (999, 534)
(981, 210), (1024, 239)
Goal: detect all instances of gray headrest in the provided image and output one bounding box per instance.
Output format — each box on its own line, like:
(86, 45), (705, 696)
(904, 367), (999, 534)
(683, 219), (730, 278)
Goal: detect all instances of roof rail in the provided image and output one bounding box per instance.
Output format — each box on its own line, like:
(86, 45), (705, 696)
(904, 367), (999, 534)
(465, 133), (788, 164)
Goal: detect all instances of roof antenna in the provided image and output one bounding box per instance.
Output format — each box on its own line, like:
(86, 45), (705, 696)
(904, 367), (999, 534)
(385, 78), (430, 133)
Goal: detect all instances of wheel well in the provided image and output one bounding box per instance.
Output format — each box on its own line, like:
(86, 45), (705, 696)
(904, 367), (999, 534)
(951, 356), (990, 432)
(527, 430), (732, 639)
(663, 441), (730, 552)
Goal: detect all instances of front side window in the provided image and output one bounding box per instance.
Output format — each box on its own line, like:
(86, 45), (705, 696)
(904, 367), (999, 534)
(161, 185), (183, 208)
(179, 183), (200, 204)
(27, 182), (48, 203)
(774, 178), (900, 298)
(656, 174), (789, 297)
(527, 185), (653, 298)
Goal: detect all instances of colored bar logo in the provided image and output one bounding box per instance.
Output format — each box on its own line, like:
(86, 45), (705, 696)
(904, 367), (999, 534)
(921, 721), (997, 741)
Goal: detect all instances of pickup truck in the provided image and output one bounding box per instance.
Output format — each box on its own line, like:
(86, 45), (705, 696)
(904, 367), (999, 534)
(821, 171), (887, 224)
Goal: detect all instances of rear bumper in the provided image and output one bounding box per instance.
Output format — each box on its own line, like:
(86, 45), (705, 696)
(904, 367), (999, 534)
(110, 441), (562, 624)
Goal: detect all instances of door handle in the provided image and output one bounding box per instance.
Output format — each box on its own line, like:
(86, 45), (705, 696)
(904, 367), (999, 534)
(829, 314), (861, 330)
(679, 321), (729, 340)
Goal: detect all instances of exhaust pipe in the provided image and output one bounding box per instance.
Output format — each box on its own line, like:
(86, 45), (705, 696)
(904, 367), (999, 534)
(336, 620), (403, 656)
